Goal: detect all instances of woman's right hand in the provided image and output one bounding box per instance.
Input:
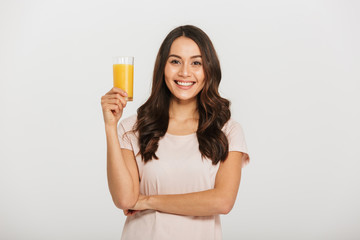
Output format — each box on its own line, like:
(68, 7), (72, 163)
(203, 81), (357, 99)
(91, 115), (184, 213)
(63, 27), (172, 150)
(101, 87), (128, 127)
(123, 209), (140, 216)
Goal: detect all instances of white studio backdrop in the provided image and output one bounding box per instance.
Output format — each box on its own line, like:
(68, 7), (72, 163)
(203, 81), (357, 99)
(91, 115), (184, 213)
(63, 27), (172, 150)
(0, 0), (359, 239)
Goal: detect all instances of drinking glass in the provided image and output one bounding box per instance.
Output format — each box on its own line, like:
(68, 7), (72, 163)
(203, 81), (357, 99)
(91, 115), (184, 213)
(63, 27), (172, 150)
(113, 56), (134, 101)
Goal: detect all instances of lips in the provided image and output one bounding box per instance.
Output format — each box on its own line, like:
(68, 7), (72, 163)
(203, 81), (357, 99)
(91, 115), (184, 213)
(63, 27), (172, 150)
(174, 80), (195, 87)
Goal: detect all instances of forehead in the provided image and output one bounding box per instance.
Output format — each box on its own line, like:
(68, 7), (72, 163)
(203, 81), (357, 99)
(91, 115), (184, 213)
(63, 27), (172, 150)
(169, 36), (201, 56)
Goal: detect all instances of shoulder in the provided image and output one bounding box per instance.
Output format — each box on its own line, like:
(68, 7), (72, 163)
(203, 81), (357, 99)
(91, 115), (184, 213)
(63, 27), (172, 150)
(222, 118), (250, 166)
(222, 118), (244, 135)
(118, 114), (137, 132)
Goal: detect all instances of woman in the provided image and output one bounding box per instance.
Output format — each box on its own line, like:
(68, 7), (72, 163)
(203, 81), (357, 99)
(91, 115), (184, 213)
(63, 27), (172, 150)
(101, 25), (249, 240)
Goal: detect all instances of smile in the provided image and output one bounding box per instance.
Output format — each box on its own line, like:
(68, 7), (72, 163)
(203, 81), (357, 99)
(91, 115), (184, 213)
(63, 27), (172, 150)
(174, 80), (195, 86)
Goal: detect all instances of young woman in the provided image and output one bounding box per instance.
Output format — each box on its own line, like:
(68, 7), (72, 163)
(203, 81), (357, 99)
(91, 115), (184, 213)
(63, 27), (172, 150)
(101, 25), (249, 240)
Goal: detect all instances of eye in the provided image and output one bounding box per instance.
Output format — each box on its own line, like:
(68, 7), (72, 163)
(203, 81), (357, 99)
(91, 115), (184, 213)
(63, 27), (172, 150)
(192, 61), (202, 66)
(170, 59), (180, 64)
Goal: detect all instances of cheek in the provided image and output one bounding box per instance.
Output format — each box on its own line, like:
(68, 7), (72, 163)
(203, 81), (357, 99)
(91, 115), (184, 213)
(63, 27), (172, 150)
(164, 63), (177, 76)
(198, 80), (205, 91)
(195, 69), (205, 83)
(164, 64), (170, 78)
(164, 65), (172, 83)
(164, 75), (171, 90)
(164, 69), (172, 89)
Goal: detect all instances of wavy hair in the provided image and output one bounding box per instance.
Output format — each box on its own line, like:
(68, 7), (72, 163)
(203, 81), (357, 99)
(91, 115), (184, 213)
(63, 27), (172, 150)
(134, 25), (231, 165)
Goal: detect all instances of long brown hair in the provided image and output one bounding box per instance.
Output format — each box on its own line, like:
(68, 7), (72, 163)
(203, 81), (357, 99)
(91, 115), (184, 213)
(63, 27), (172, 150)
(135, 25), (231, 165)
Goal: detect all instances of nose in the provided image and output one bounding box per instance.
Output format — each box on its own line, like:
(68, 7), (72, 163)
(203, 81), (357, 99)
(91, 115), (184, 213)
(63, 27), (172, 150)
(178, 64), (191, 77)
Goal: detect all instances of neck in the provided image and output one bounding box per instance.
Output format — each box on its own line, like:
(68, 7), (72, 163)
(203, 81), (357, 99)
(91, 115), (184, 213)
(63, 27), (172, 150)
(169, 97), (199, 120)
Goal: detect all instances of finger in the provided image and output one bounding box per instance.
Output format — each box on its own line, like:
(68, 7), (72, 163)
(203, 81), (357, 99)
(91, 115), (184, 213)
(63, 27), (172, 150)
(124, 210), (137, 216)
(102, 94), (127, 108)
(108, 87), (128, 97)
(107, 96), (126, 108)
(104, 103), (120, 110)
(109, 101), (123, 112)
(104, 98), (122, 106)
(113, 105), (120, 114)
(104, 104), (121, 113)
(102, 93), (123, 100)
(128, 210), (139, 216)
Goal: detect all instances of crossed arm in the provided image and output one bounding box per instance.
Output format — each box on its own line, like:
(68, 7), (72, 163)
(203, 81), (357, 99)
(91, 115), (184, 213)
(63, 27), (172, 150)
(120, 149), (244, 217)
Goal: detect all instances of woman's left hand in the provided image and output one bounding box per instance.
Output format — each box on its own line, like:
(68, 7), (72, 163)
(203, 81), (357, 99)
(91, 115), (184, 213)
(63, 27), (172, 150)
(131, 194), (150, 210)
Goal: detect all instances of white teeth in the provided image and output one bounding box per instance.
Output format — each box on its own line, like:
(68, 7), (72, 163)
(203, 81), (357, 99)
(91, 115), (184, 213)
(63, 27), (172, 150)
(176, 81), (194, 86)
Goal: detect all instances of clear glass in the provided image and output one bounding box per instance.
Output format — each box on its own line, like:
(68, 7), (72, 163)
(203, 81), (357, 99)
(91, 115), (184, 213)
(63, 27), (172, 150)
(113, 56), (134, 101)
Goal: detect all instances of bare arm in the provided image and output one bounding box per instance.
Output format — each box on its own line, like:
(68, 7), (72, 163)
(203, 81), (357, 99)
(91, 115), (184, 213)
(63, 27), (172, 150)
(131, 152), (243, 216)
(101, 87), (139, 210)
(105, 126), (139, 210)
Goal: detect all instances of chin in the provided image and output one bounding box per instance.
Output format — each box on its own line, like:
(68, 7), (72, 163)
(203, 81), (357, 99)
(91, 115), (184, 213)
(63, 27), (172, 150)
(172, 94), (198, 102)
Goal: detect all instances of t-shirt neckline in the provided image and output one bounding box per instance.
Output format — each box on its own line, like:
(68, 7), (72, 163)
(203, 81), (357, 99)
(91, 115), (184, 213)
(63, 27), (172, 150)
(165, 132), (197, 137)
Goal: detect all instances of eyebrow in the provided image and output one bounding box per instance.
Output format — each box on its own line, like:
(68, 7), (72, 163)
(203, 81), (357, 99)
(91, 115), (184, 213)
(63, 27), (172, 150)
(168, 54), (202, 59)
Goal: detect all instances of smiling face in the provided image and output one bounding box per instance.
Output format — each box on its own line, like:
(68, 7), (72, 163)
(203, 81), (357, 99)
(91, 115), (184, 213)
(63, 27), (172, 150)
(164, 36), (205, 103)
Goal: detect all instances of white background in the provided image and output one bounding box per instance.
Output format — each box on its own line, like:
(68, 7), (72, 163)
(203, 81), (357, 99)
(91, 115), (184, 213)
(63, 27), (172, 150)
(1, 0), (359, 239)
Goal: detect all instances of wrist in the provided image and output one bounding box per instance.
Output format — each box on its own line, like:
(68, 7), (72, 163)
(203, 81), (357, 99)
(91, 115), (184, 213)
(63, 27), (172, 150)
(146, 195), (156, 210)
(105, 124), (117, 133)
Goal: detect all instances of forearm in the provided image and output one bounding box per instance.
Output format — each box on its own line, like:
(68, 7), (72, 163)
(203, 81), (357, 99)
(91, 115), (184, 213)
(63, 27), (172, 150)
(146, 188), (229, 217)
(105, 125), (137, 209)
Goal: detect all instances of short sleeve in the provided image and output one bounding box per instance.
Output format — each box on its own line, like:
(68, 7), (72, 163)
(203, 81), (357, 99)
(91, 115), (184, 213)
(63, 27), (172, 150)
(224, 119), (250, 167)
(117, 119), (133, 151)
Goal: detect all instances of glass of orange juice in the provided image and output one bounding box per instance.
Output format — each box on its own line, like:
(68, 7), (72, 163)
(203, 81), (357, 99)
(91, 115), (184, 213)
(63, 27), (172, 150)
(113, 56), (134, 101)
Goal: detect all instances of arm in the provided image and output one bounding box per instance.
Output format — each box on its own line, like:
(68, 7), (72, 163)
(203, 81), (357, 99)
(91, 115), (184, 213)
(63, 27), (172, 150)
(106, 125), (140, 210)
(134, 151), (243, 216)
(101, 87), (140, 210)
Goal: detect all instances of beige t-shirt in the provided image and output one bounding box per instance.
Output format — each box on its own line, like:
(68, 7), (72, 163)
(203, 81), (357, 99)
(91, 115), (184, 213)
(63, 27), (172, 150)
(117, 114), (249, 240)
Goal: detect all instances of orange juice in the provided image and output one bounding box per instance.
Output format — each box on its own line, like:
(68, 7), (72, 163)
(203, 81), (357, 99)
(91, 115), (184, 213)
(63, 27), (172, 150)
(113, 64), (134, 101)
